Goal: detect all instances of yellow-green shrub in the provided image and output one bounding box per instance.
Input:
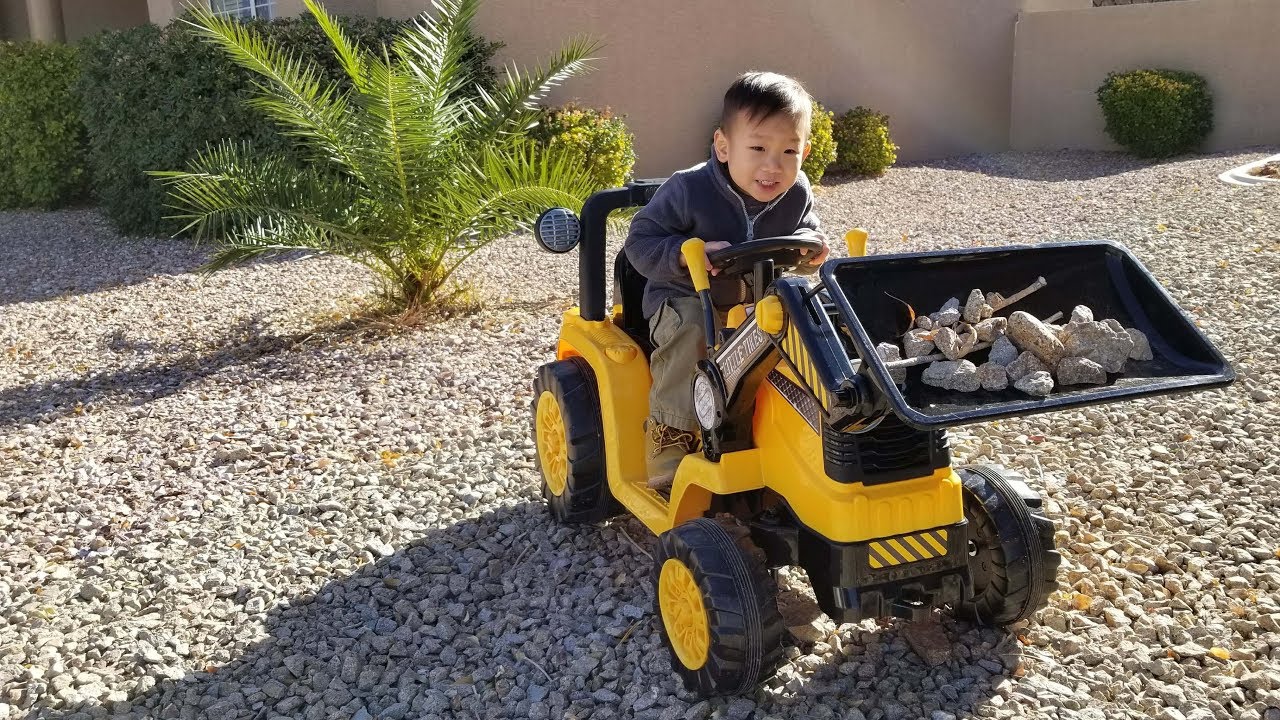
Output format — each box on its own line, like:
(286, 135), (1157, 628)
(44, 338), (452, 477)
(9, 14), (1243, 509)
(803, 100), (836, 185)
(1096, 69), (1213, 158)
(0, 42), (87, 208)
(832, 106), (898, 177)
(532, 104), (636, 191)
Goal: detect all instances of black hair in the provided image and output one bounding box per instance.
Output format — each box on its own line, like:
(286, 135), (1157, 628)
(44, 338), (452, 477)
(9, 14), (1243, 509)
(719, 71), (812, 137)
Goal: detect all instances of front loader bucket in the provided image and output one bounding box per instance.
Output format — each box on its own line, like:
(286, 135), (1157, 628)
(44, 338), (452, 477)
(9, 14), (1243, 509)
(820, 240), (1234, 431)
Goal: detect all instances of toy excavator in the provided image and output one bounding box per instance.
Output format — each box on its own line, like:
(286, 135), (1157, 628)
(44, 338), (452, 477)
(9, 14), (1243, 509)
(528, 181), (1233, 696)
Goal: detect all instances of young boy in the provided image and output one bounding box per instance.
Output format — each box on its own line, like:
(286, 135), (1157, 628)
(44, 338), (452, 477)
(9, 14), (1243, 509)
(624, 71), (830, 489)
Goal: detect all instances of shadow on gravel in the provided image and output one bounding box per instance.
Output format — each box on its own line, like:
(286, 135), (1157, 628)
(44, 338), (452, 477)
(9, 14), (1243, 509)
(0, 208), (302, 308)
(22, 503), (1011, 720)
(0, 313), (394, 429)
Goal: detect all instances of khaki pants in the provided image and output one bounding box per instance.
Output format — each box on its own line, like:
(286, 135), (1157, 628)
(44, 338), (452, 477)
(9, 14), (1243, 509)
(648, 297), (726, 432)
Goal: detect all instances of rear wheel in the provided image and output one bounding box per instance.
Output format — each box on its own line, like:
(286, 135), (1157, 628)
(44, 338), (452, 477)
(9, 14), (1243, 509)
(531, 357), (617, 523)
(653, 518), (784, 696)
(954, 464), (1060, 625)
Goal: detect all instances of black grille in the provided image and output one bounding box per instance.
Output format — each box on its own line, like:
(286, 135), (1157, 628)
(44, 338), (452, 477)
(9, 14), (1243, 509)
(822, 414), (950, 485)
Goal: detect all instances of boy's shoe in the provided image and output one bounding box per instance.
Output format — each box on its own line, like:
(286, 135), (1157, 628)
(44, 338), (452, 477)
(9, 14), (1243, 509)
(645, 418), (698, 489)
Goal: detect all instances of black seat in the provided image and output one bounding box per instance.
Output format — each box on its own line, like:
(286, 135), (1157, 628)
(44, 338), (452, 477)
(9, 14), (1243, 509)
(613, 249), (653, 358)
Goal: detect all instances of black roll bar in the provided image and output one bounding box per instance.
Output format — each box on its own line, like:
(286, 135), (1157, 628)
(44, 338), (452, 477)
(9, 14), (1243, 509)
(578, 179), (664, 321)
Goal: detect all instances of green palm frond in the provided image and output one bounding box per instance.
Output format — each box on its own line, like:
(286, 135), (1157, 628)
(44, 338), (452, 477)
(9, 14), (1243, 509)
(301, 0), (367, 91)
(152, 140), (360, 245)
(184, 3), (365, 179)
(163, 0), (604, 310)
(395, 0), (480, 115)
(466, 36), (602, 144)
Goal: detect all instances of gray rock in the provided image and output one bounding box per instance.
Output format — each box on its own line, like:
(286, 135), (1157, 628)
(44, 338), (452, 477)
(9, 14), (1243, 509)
(1006, 351), (1048, 383)
(916, 314), (934, 330)
(78, 583), (106, 602)
(1061, 320), (1134, 373)
(1014, 370), (1054, 396)
(1127, 327), (1154, 361)
(684, 701), (712, 720)
(978, 362), (1008, 391)
(975, 317), (1007, 342)
(934, 326), (976, 360)
(988, 335), (1018, 366)
(964, 288), (986, 324)
(1007, 311), (1066, 365)
(1057, 356), (1107, 386)
(591, 688), (621, 704)
(936, 297), (962, 327)
(880, 701), (910, 720)
(725, 698), (756, 720)
(903, 329), (936, 358)
(902, 621), (951, 666)
(922, 360), (980, 392)
(1071, 305), (1094, 323)
(876, 342), (906, 385)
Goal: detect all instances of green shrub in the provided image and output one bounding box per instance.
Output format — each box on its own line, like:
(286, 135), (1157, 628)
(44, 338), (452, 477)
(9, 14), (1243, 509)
(1096, 68), (1212, 158)
(75, 13), (501, 236)
(532, 104), (636, 190)
(832, 106), (897, 177)
(803, 100), (836, 185)
(0, 42), (87, 208)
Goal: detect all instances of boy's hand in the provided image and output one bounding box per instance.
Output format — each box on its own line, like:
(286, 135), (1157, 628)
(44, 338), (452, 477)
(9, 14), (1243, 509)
(679, 240), (732, 276)
(800, 233), (830, 266)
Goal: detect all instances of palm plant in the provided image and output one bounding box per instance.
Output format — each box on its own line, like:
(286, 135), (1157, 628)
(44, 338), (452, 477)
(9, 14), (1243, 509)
(153, 0), (601, 311)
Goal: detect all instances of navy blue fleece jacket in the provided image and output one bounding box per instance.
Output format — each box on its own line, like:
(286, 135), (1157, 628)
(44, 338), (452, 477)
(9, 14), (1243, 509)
(623, 157), (822, 318)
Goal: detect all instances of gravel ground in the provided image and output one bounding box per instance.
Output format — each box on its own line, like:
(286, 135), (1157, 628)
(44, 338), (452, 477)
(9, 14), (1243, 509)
(2, 149), (1279, 720)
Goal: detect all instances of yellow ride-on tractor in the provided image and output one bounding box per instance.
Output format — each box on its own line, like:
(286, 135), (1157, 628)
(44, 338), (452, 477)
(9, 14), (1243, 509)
(528, 182), (1234, 696)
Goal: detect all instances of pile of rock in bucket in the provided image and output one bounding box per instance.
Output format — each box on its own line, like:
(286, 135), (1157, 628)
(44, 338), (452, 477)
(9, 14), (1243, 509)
(874, 278), (1155, 396)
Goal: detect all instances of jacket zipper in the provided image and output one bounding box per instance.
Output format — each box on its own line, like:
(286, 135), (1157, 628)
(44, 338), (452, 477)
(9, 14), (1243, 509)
(727, 182), (783, 242)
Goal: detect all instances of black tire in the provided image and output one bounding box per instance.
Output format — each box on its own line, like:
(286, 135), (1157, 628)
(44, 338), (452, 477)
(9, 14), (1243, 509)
(531, 357), (618, 523)
(954, 464), (1061, 625)
(653, 518), (784, 696)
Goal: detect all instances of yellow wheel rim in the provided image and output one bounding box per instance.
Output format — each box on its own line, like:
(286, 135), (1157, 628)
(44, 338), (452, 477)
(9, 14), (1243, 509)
(659, 558), (709, 669)
(535, 391), (568, 496)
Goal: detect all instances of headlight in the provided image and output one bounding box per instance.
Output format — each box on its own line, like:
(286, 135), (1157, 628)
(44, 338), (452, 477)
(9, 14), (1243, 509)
(693, 372), (721, 430)
(533, 207), (580, 253)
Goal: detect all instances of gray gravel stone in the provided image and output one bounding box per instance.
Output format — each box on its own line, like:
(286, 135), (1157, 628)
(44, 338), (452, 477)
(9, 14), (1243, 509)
(1014, 370), (1054, 396)
(903, 328), (937, 358)
(978, 362), (1009, 391)
(1008, 310), (1067, 365)
(1006, 350), (1048, 383)
(988, 334), (1018, 366)
(1061, 319), (1134, 373)
(1057, 356), (1107, 386)
(922, 360), (981, 392)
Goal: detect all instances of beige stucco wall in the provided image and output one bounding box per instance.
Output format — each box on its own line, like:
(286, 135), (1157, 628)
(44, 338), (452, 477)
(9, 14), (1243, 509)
(146, 0), (182, 26)
(1012, 0), (1280, 153)
(277, 0), (376, 17)
(378, 0), (1031, 176)
(0, 0), (29, 40)
(62, 0), (149, 41)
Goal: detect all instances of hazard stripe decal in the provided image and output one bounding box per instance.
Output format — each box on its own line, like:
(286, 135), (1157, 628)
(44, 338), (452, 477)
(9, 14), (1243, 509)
(868, 529), (950, 568)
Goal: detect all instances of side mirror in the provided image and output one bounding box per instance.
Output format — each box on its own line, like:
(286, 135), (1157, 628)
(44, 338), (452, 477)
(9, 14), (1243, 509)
(534, 207), (581, 253)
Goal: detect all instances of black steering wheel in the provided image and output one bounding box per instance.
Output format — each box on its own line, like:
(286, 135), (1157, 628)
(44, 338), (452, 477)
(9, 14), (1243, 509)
(705, 234), (826, 276)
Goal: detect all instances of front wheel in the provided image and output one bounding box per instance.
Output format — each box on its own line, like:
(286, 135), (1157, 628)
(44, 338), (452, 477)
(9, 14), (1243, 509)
(954, 464), (1061, 625)
(653, 518), (784, 696)
(531, 357), (618, 523)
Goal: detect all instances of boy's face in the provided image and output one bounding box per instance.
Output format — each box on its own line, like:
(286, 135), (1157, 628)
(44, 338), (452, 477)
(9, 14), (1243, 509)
(713, 111), (811, 203)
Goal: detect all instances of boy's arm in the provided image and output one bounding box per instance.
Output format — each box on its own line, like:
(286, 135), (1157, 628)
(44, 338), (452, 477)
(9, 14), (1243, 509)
(623, 176), (694, 283)
(793, 185), (828, 274)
